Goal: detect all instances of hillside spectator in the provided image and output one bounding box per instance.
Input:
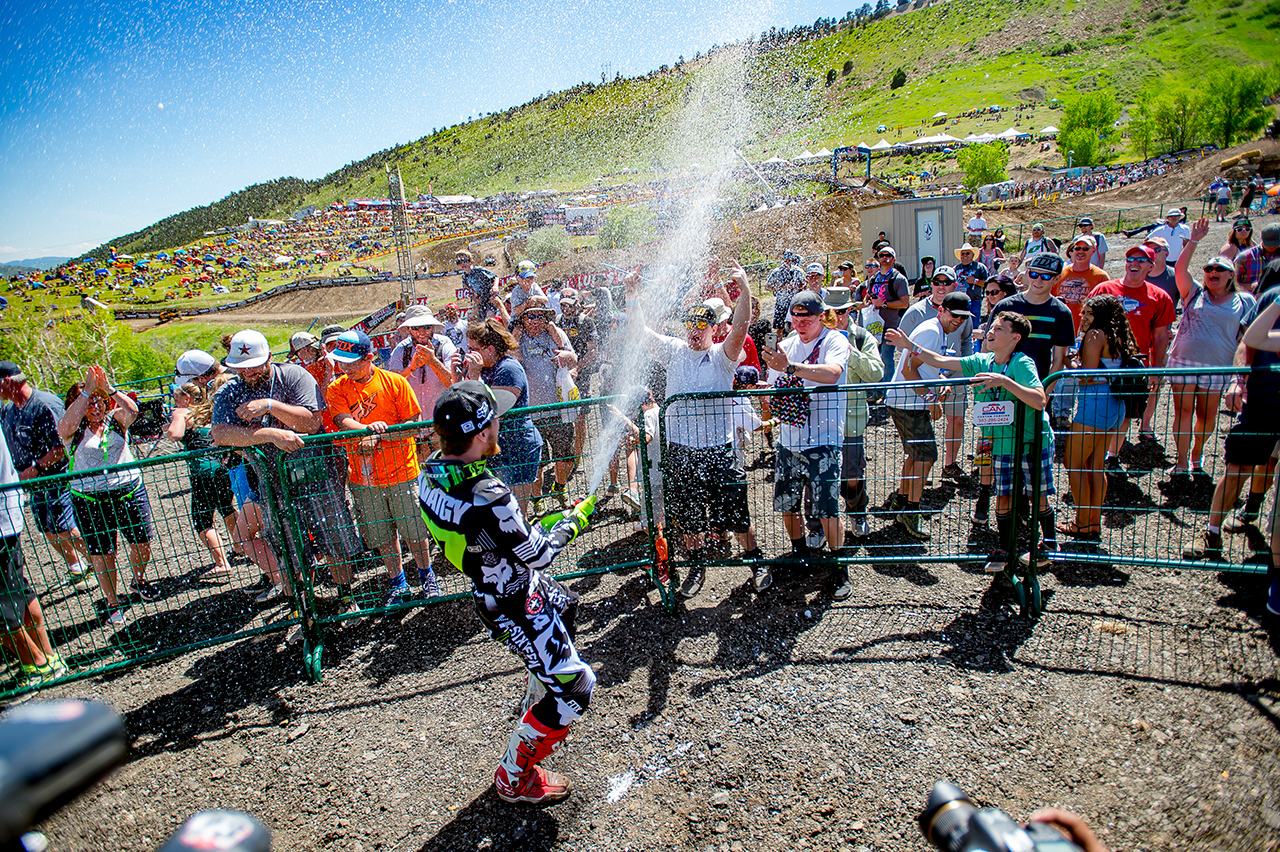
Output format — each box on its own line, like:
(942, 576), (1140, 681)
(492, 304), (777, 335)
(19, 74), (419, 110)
(978, 235), (1005, 274)
(624, 262), (754, 599)
(465, 318), (542, 517)
(1089, 245), (1175, 450)
(0, 363), (89, 587)
(328, 329), (440, 605)
(1060, 295), (1135, 539)
(457, 249), (500, 321)
(0, 428), (68, 689)
(1077, 217), (1108, 267)
(513, 298), (577, 512)
(1013, 223), (1054, 270)
(761, 290), (852, 598)
(387, 305), (456, 422)
(867, 246), (912, 385)
(898, 267), (974, 478)
(1168, 219), (1254, 480)
(1241, 177), (1262, 215)
(508, 260), (546, 322)
(954, 244), (989, 323)
(1220, 219), (1254, 262)
(1235, 222), (1280, 293)
(1213, 179), (1233, 222)
(57, 367), (157, 626)
(1148, 208), (1193, 262)
(883, 293), (972, 540)
(766, 250), (805, 331)
(966, 210), (988, 242)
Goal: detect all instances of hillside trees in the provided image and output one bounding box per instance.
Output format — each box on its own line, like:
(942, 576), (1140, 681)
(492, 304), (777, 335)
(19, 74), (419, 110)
(1202, 65), (1275, 149)
(1058, 92), (1120, 166)
(526, 226), (572, 263)
(597, 205), (656, 249)
(957, 142), (1010, 189)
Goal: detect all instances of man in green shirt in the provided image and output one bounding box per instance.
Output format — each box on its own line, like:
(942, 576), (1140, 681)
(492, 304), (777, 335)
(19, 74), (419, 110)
(885, 311), (1056, 574)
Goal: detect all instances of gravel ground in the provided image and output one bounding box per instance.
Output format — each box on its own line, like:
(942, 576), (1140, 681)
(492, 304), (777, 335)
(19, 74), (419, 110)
(15, 216), (1280, 852)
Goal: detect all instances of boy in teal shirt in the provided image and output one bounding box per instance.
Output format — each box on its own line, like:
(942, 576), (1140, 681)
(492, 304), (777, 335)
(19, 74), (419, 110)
(885, 311), (1056, 574)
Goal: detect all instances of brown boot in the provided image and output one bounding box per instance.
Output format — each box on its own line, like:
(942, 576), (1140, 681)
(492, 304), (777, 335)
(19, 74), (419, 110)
(493, 710), (573, 804)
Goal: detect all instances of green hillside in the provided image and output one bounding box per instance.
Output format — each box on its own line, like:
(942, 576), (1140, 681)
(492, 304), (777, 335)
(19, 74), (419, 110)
(99, 0), (1279, 256)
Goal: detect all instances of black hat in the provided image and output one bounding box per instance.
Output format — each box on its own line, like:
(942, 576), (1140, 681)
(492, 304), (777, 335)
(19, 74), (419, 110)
(0, 361), (26, 382)
(788, 291), (823, 316)
(432, 380), (517, 443)
(940, 292), (972, 317)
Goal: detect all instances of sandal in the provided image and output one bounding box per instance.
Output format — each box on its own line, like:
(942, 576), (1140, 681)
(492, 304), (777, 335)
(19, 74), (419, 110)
(1055, 520), (1083, 537)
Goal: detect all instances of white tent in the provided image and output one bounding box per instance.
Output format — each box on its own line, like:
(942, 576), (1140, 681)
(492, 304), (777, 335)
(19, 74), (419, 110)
(936, 133), (961, 143)
(932, 111), (948, 119)
(761, 155), (790, 165)
(1040, 125), (1060, 136)
(854, 141), (872, 151)
(962, 133), (983, 142)
(793, 150), (817, 161)
(869, 139), (893, 151)
(813, 147), (833, 158)
(997, 127), (1022, 140)
(971, 133), (997, 144)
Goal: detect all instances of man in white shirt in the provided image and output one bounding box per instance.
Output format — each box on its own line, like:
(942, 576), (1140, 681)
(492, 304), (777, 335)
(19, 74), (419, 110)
(1148, 208), (1193, 262)
(761, 290), (854, 599)
(966, 211), (988, 242)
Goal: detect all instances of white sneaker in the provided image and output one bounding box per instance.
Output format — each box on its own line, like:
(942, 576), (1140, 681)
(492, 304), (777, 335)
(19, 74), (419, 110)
(107, 608), (128, 626)
(849, 516), (869, 538)
(805, 529), (826, 550)
(255, 584), (285, 604)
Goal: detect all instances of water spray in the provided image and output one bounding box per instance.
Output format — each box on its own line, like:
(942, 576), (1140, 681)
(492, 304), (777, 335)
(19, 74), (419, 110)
(733, 148), (779, 206)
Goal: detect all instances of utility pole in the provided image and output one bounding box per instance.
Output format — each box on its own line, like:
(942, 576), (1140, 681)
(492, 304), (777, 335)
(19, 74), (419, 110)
(387, 165), (414, 301)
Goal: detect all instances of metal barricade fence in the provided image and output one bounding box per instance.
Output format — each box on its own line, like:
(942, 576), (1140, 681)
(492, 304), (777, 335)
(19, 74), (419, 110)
(0, 445), (303, 701)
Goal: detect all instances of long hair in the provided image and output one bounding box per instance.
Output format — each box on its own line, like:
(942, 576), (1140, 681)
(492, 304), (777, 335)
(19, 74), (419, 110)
(466, 317), (518, 358)
(1081, 294), (1138, 361)
(63, 382), (123, 448)
(1229, 221), (1254, 250)
(187, 373), (232, 428)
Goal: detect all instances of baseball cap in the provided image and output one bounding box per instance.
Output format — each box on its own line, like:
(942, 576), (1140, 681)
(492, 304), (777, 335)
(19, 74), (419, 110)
(400, 304), (444, 328)
(1078, 216), (1094, 226)
(517, 260), (537, 279)
(1203, 255), (1235, 272)
(432, 380), (517, 442)
(225, 331), (270, 369)
(805, 262), (825, 275)
(1031, 222), (1045, 232)
(684, 304), (716, 325)
(1126, 245), (1156, 262)
(838, 261), (855, 270)
(175, 349), (217, 383)
(1026, 253), (1065, 276)
(1143, 236), (1170, 251)
(781, 249), (801, 260)
(1262, 222), (1280, 248)
(932, 265), (957, 283)
(289, 331), (319, 352)
(788, 291), (823, 316)
(319, 324), (347, 345)
(0, 361), (26, 383)
(876, 246), (897, 258)
(1070, 235), (1097, 250)
(330, 330), (373, 363)
(940, 292), (972, 317)
(703, 297), (731, 324)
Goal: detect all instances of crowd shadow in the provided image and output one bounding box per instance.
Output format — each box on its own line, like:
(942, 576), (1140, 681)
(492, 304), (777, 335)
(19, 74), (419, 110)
(411, 788), (571, 852)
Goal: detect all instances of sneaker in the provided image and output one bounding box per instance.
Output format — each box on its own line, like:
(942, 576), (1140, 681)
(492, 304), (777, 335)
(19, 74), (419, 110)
(107, 608), (128, 626)
(1104, 456), (1121, 472)
(678, 565), (705, 599)
(752, 562), (773, 592)
(896, 512), (930, 541)
(1182, 529), (1223, 561)
(131, 580), (161, 602)
(382, 574), (411, 607)
(549, 482), (568, 508)
(941, 463), (967, 481)
(1019, 551), (1051, 570)
(832, 568), (852, 601)
(67, 562), (89, 581)
(41, 652), (69, 680)
(1268, 582), (1280, 617)
(887, 491), (906, 514)
(849, 515), (869, 538)
(1237, 493), (1265, 525)
(805, 528), (827, 550)
(983, 549), (1009, 575)
(418, 568), (442, 597)
(972, 500), (990, 528)
(621, 489), (641, 513)
(17, 665), (45, 690)
(254, 583), (285, 604)
(531, 496), (545, 516)
(339, 596), (360, 616)
(494, 765), (573, 805)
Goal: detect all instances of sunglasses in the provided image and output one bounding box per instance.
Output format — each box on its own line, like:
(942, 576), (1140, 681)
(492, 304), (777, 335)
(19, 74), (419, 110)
(984, 288), (1002, 296)
(832, 307), (851, 315)
(455, 258), (470, 264)
(1235, 225), (1252, 232)
(877, 254), (894, 260)
(1125, 255), (1151, 262)
(1204, 266), (1232, 274)
(1026, 270), (1055, 280)
(683, 319), (710, 330)
(931, 278), (954, 286)
(1072, 245), (1092, 251)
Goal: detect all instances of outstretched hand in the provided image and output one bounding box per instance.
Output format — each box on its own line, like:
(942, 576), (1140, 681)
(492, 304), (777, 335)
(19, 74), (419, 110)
(1189, 216), (1211, 243)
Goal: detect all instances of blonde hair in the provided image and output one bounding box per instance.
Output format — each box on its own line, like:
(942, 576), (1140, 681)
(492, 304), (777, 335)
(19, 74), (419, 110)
(189, 373), (232, 427)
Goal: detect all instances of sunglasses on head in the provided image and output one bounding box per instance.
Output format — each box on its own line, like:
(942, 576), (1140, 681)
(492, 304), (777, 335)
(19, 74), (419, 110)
(1026, 270), (1054, 280)
(683, 319), (709, 330)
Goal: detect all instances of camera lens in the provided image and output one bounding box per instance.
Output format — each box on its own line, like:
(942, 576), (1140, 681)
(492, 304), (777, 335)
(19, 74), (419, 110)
(919, 780), (978, 852)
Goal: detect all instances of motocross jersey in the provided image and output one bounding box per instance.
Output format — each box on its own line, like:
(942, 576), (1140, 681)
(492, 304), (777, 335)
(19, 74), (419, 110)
(418, 453), (577, 601)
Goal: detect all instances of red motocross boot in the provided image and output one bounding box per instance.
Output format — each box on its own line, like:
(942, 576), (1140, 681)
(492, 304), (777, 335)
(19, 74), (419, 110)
(493, 709), (573, 804)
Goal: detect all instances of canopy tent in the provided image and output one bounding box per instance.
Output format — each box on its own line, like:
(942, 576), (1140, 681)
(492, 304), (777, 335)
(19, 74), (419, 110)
(854, 141), (871, 151)
(868, 139), (893, 151)
(962, 134), (983, 142)
(970, 133), (997, 144)
(761, 155), (790, 165)
(996, 127), (1022, 140)
(932, 111), (948, 119)
(1039, 125), (1060, 136)
(813, 147), (833, 158)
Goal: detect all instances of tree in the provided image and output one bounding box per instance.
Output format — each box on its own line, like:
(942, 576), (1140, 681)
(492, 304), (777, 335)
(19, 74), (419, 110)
(1203, 65), (1274, 149)
(956, 142), (1010, 190)
(1058, 92), (1121, 166)
(890, 67), (907, 90)
(1151, 86), (1206, 153)
(1128, 98), (1155, 161)
(873, 0), (890, 18)
(525, 226), (571, 263)
(597, 205), (656, 250)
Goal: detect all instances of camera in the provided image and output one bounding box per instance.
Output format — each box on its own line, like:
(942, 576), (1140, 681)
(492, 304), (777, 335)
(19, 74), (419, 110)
(919, 780), (1083, 852)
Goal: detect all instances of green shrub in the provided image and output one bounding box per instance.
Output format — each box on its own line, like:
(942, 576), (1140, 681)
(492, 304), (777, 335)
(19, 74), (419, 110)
(526, 226), (572, 263)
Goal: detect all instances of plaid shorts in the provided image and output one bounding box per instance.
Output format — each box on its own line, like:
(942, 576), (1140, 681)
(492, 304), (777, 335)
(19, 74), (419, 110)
(992, 443), (1056, 498)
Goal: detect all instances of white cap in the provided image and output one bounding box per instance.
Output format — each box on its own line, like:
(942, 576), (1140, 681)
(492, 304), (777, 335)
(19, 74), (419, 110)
(225, 330), (270, 369)
(289, 331), (319, 352)
(175, 350), (217, 384)
(703, 297), (731, 324)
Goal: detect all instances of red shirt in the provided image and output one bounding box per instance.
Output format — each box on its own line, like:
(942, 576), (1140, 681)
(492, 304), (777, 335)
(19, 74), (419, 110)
(1086, 279), (1175, 358)
(711, 326), (760, 371)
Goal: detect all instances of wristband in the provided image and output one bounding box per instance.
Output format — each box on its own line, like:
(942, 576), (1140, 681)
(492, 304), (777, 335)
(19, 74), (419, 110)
(267, 400), (273, 413)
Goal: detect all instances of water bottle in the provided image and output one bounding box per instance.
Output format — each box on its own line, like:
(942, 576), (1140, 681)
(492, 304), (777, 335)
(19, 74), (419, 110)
(360, 458), (374, 486)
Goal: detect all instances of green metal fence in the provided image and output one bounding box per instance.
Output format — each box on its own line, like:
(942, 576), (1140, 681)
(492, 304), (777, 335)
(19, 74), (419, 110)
(4, 366), (1273, 701)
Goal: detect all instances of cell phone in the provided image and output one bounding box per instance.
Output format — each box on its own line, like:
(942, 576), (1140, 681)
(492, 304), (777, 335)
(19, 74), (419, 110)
(765, 331), (778, 349)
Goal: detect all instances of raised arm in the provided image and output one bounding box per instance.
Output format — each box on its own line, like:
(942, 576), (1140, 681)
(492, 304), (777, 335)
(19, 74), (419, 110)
(722, 261), (753, 363)
(1175, 217), (1209, 300)
(623, 269), (663, 354)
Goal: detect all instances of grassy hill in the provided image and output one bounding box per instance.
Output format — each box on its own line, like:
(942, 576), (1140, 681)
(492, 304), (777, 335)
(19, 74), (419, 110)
(99, 0), (1279, 257)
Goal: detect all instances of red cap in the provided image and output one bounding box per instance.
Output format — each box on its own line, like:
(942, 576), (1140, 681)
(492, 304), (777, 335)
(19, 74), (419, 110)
(1125, 245), (1155, 262)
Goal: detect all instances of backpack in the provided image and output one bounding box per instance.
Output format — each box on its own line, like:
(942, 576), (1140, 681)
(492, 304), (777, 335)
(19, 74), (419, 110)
(1109, 352), (1148, 420)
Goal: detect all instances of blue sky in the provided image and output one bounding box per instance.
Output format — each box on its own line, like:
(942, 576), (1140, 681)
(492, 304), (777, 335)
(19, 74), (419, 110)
(0, 0), (857, 262)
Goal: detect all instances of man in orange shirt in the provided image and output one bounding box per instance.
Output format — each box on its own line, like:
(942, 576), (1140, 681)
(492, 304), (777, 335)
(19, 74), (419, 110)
(327, 330), (440, 605)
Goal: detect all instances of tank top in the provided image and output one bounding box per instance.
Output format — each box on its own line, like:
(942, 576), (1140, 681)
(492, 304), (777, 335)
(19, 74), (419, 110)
(70, 425), (141, 494)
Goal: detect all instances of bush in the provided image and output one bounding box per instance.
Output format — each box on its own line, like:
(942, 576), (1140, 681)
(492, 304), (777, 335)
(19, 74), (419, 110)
(890, 67), (907, 89)
(597, 206), (656, 249)
(525, 226), (571, 263)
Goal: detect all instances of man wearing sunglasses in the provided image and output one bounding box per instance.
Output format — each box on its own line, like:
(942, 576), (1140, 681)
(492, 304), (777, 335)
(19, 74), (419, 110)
(898, 266), (974, 480)
(1088, 245), (1176, 452)
(624, 263), (757, 599)
(1077, 217), (1107, 267)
